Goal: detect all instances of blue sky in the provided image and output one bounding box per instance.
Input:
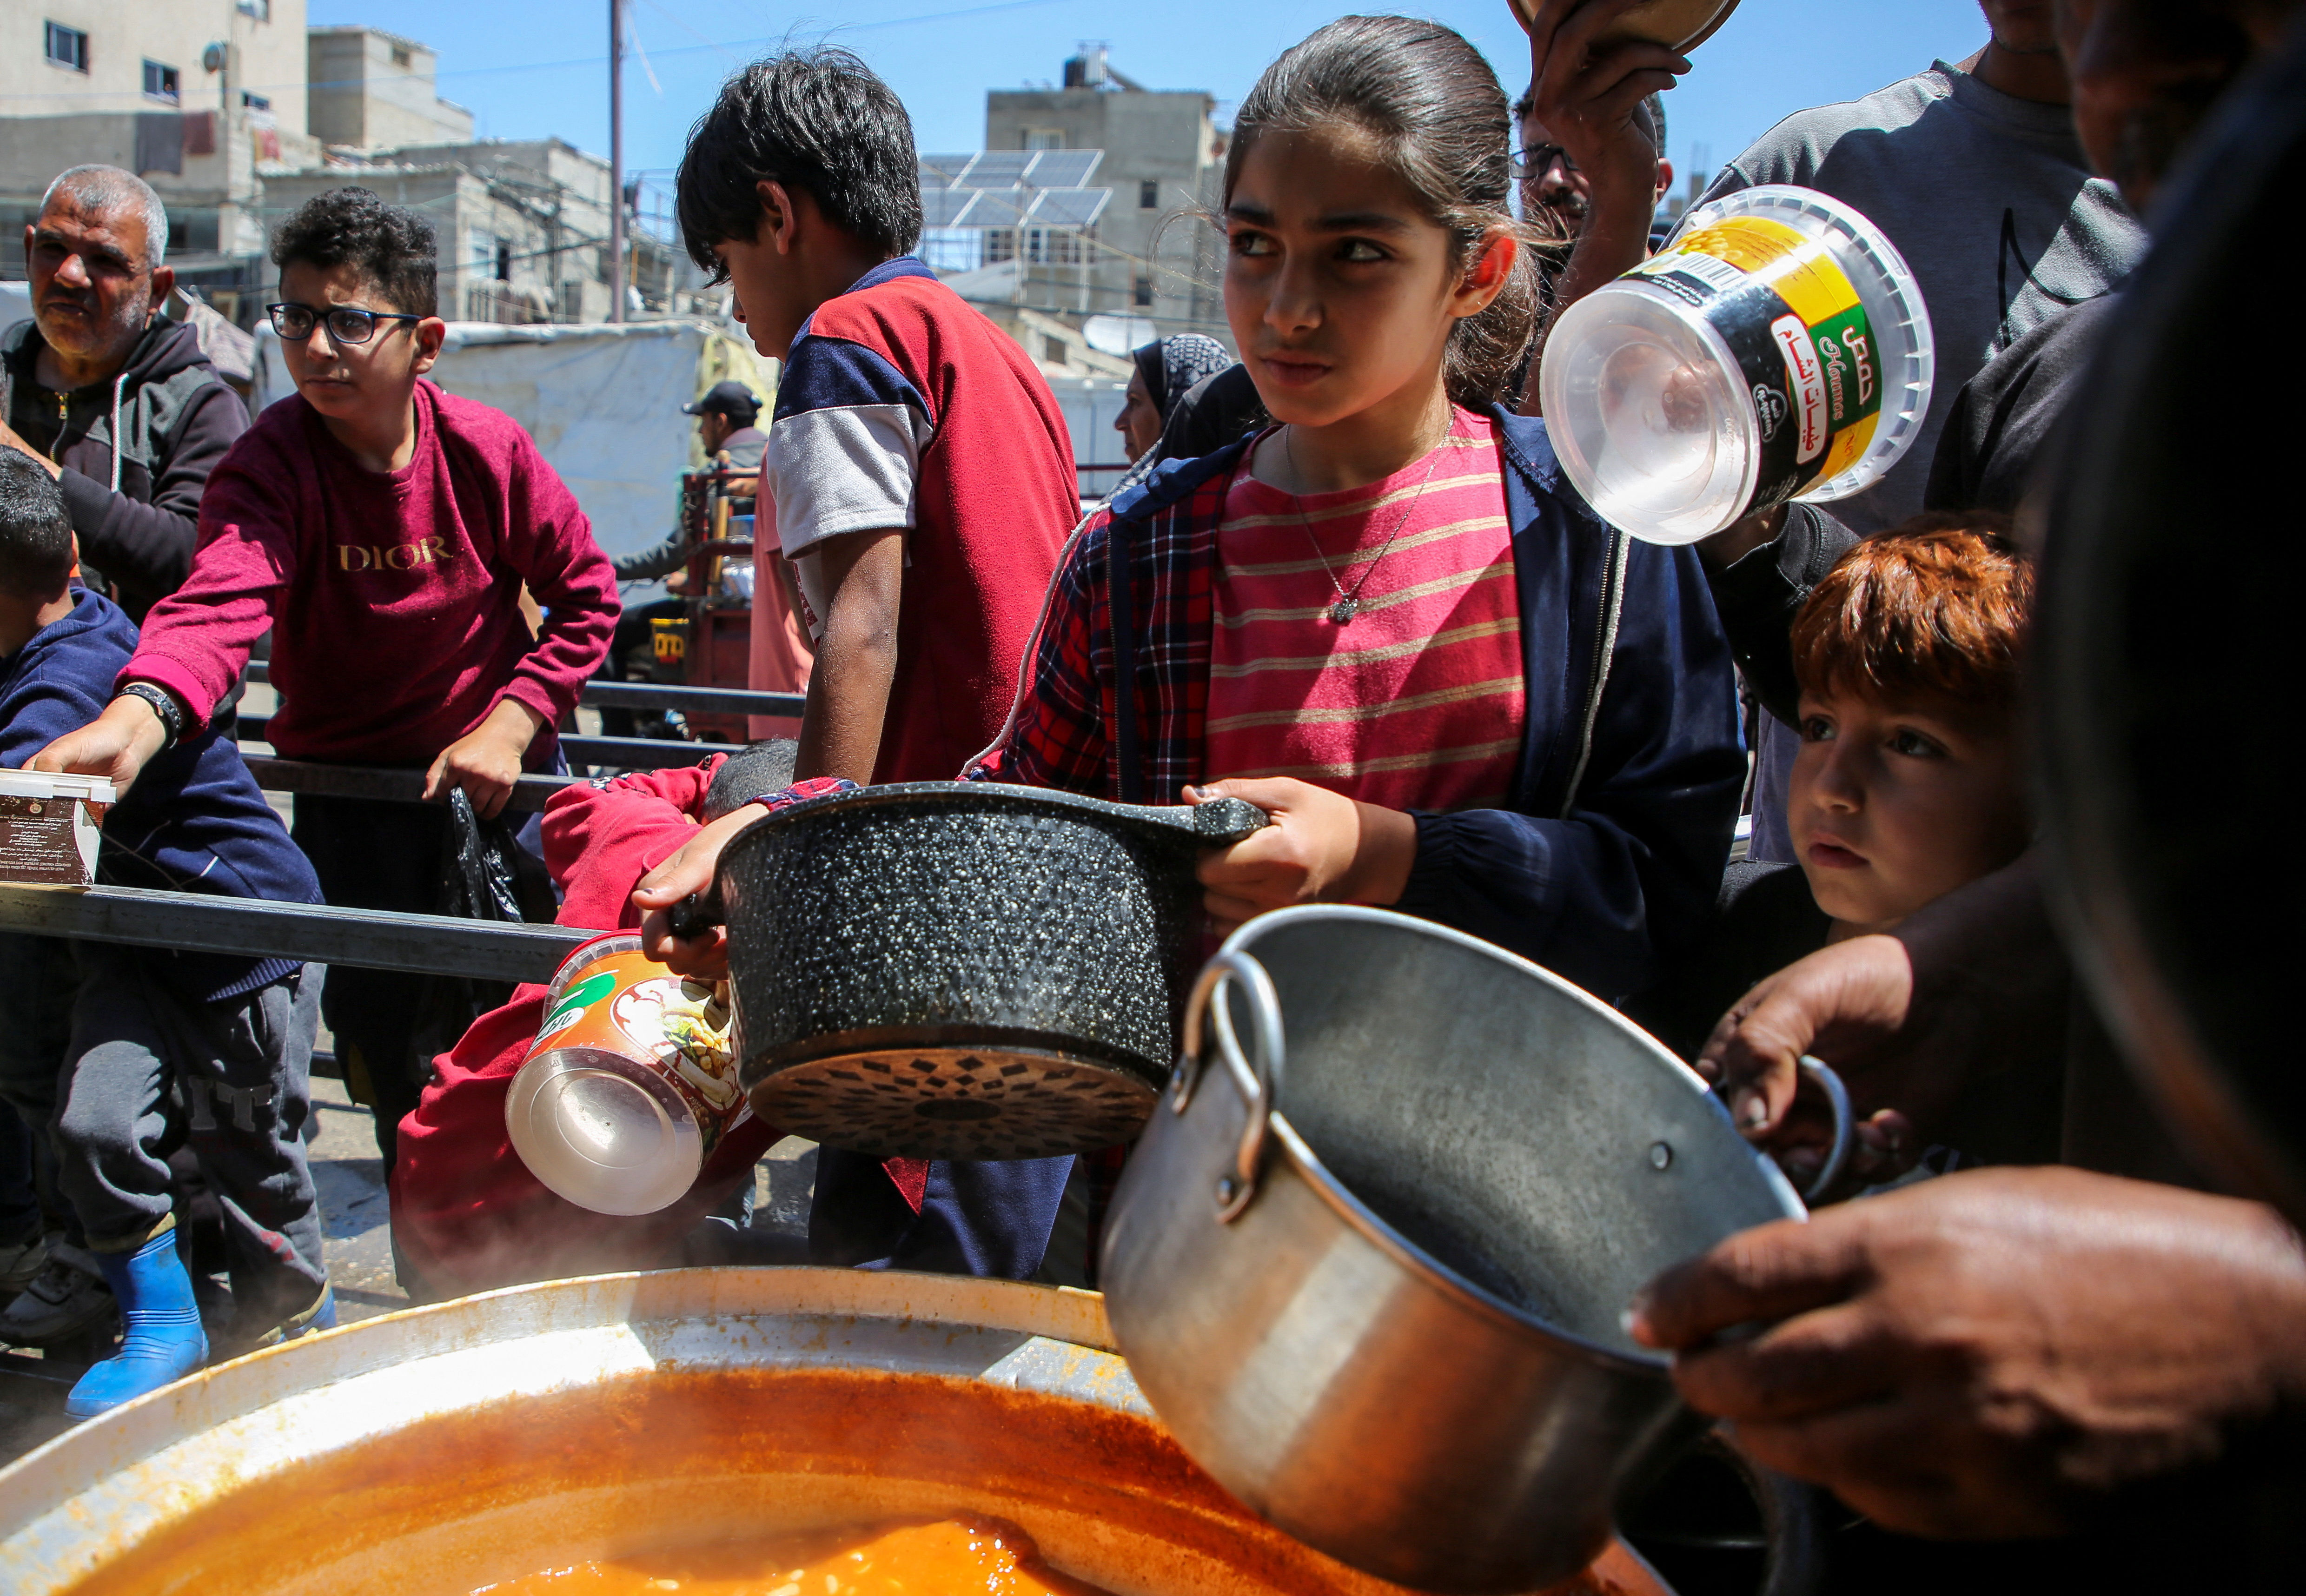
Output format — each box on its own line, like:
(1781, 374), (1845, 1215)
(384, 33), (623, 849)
(306, 0), (1996, 188)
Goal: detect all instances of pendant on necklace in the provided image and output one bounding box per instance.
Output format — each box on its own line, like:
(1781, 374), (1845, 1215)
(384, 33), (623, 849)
(1327, 597), (1360, 625)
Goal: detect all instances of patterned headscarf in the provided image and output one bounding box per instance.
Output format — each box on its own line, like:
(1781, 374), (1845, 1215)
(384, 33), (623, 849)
(1131, 333), (1234, 422)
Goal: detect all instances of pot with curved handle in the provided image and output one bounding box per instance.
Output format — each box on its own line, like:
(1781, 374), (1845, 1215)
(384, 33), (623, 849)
(1100, 906), (1847, 1594)
(694, 781), (1267, 1161)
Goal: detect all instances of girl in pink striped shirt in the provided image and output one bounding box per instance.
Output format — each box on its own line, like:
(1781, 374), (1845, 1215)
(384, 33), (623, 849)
(997, 17), (1742, 997)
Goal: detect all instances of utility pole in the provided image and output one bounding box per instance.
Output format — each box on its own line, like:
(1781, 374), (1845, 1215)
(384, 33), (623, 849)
(608, 0), (626, 323)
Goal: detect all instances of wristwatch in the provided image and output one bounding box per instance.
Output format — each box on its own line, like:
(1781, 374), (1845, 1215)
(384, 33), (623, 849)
(115, 682), (182, 751)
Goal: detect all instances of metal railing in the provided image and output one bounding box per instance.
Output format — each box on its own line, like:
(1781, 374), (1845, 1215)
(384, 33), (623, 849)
(240, 662), (806, 722)
(0, 669), (806, 978)
(0, 882), (588, 983)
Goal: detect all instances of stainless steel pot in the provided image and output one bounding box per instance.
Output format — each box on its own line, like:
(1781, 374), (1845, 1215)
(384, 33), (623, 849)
(1101, 907), (1837, 1594)
(0, 1269), (1670, 1596)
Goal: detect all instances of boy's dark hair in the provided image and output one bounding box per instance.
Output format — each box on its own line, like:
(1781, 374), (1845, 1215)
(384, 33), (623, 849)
(1228, 17), (1539, 410)
(271, 187), (439, 318)
(704, 739), (800, 821)
(1791, 512), (2033, 728)
(677, 48), (923, 275)
(0, 447), (73, 600)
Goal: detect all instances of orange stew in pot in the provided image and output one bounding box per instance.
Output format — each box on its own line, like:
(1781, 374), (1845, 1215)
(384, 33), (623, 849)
(476, 1516), (1112, 1596)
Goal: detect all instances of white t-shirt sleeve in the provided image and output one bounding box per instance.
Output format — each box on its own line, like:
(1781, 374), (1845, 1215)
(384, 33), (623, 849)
(764, 404), (925, 557)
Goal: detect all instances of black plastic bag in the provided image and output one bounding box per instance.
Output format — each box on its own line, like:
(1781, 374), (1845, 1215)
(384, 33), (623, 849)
(410, 789), (560, 1086)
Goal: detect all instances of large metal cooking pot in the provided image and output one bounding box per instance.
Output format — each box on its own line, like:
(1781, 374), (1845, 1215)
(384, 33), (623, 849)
(702, 781), (1266, 1161)
(0, 1269), (1671, 1596)
(1101, 907), (1822, 1594)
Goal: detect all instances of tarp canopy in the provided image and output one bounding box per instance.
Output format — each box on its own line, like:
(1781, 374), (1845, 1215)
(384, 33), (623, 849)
(251, 318), (778, 563)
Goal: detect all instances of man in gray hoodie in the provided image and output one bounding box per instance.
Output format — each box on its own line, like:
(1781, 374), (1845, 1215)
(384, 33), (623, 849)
(0, 165), (247, 623)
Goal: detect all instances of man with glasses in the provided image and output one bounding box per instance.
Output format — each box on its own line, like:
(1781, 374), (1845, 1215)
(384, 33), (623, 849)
(1513, 88), (1672, 252)
(33, 186), (618, 1179)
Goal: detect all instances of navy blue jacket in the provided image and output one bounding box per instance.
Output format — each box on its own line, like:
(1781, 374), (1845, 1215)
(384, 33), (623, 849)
(1, 588), (321, 1000)
(1003, 406), (1746, 997)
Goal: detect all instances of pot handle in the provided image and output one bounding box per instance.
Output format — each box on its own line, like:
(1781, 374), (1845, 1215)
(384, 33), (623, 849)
(1101, 795), (1272, 847)
(1794, 1055), (1854, 1206)
(664, 886), (725, 942)
(1175, 950), (1287, 1223)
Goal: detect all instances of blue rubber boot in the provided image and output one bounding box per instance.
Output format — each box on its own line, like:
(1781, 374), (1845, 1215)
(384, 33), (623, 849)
(64, 1231), (208, 1419)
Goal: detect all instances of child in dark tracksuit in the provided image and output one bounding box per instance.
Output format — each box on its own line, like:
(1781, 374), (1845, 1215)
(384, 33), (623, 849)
(0, 448), (330, 1418)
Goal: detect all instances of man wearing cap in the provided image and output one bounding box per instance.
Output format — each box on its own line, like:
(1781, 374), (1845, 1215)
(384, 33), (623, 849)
(613, 381), (768, 585)
(594, 384), (773, 737)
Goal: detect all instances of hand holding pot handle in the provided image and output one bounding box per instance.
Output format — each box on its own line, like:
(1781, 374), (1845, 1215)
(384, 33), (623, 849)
(665, 887), (724, 943)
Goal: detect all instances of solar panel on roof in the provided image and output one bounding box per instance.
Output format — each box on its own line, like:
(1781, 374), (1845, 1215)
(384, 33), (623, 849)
(1024, 150), (1100, 187)
(967, 152), (1032, 185)
(919, 188), (976, 225)
(962, 187), (1031, 225)
(1029, 187), (1112, 227)
(919, 155), (974, 189)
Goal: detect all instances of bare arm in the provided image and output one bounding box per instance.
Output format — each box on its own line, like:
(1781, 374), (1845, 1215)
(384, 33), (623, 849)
(794, 528), (904, 786)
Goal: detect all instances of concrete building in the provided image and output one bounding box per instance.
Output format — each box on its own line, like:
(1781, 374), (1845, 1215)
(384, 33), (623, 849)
(0, 0), (320, 311)
(3, 12), (675, 330)
(306, 26), (474, 150)
(3, 0), (308, 131)
(979, 46), (1226, 337)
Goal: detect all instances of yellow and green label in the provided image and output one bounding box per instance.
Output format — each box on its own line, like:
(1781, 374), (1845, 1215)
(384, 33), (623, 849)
(1634, 214), (1882, 505)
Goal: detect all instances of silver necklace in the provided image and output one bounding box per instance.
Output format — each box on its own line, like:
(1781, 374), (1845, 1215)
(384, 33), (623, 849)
(1282, 425), (1445, 626)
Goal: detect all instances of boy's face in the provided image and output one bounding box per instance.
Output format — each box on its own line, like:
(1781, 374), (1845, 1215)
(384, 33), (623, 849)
(276, 261), (444, 429)
(1789, 687), (2030, 933)
(715, 185), (820, 360)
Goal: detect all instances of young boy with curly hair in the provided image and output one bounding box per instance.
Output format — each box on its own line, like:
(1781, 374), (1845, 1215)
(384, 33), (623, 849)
(33, 188), (620, 1170)
(1628, 516), (2035, 1181)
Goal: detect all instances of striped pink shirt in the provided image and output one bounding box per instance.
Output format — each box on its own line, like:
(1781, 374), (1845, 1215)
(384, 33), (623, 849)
(1204, 408), (1524, 810)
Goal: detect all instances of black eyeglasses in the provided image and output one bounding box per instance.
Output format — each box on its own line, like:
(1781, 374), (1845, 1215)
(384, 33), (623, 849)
(1511, 144), (1578, 180)
(266, 303), (423, 344)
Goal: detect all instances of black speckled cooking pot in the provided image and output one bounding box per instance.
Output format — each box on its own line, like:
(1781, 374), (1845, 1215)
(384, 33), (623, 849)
(709, 782), (1267, 1160)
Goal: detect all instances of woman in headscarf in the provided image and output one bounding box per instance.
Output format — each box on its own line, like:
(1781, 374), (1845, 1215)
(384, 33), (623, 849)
(1115, 332), (1233, 462)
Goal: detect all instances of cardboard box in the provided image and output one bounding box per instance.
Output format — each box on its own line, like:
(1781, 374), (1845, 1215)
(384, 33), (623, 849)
(0, 771), (116, 887)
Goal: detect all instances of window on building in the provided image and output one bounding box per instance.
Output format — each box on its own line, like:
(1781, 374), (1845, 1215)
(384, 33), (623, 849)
(143, 60), (181, 103)
(1139, 180), (1159, 210)
(391, 45), (413, 68)
(241, 91), (271, 110)
(496, 240), (512, 280)
(984, 229), (1016, 265)
(1023, 128), (1065, 150)
(44, 22), (89, 73)
(1134, 276), (1154, 307)
(1044, 334), (1069, 366)
(237, 0), (271, 19)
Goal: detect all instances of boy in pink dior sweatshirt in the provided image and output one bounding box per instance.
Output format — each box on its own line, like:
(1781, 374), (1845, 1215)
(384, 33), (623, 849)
(35, 188), (619, 1169)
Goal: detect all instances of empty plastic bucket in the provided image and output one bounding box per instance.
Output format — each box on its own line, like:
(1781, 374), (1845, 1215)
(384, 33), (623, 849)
(1539, 184), (1935, 544)
(504, 933), (749, 1215)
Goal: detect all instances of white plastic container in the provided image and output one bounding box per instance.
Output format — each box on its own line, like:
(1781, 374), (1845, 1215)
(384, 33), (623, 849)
(1539, 185), (1935, 545)
(504, 932), (749, 1215)
(0, 770), (118, 886)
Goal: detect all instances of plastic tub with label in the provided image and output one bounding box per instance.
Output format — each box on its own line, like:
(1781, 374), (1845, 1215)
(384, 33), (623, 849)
(1539, 184), (1935, 544)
